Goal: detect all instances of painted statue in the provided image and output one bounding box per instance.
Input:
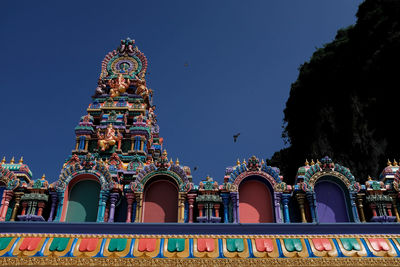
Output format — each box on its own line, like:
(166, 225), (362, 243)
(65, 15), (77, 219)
(97, 124), (122, 151)
(134, 75), (153, 107)
(108, 74), (130, 97)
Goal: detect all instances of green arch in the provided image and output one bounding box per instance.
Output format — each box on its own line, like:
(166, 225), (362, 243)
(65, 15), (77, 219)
(65, 180), (100, 222)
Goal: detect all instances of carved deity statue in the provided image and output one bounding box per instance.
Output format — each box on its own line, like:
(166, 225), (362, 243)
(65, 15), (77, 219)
(97, 124), (122, 151)
(108, 74), (130, 97)
(134, 75), (153, 107)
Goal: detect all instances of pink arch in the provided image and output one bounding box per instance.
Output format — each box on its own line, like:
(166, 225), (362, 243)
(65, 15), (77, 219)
(233, 171), (277, 188)
(142, 178), (179, 223)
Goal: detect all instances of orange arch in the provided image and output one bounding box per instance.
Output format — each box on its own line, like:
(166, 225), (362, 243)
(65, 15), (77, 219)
(238, 179), (274, 223)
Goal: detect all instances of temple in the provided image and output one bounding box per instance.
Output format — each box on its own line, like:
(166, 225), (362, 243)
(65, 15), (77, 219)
(1, 39), (400, 266)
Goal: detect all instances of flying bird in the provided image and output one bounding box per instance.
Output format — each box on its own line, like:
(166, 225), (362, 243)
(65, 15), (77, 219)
(193, 166), (198, 171)
(233, 133), (240, 143)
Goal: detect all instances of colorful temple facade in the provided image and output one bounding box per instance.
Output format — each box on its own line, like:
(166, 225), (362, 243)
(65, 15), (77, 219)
(1, 39), (400, 266)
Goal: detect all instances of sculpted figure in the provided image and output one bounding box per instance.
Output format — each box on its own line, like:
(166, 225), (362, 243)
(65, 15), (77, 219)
(97, 124), (121, 151)
(134, 75), (153, 106)
(108, 74), (130, 97)
(95, 78), (107, 95)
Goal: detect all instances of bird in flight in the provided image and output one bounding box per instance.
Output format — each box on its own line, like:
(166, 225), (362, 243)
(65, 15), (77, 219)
(193, 166), (198, 171)
(233, 133), (240, 142)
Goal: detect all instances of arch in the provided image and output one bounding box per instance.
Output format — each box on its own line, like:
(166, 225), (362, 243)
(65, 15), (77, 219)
(59, 173), (103, 222)
(314, 178), (350, 223)
(65, 179), (100, 222)
(142, 176), (179, 222)
(238, 176), (274, 223)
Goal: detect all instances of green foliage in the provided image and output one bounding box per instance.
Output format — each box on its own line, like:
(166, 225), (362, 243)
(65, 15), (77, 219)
(271, 0), (400, 184)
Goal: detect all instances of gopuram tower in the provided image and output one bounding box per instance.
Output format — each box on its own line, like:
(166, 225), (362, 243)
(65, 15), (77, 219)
(52, 38), (194, 223)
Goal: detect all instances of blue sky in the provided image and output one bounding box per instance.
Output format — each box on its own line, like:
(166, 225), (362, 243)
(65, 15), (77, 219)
(0, 0), (363, 184)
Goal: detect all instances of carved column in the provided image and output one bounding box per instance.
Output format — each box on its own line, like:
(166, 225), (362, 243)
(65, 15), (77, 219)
(20, 201), (28, 216)
(178, 192), (186, 223)
(281, 194), (290, 223)
(296, 193), (307, 223)
(104, 202), (110, 222)
(187, 194), (196, 223)
(356, 193), (366, 223)
(84, 136), (90, 151)
(221, 193), (230, 223)
(390, 193), (400, 222)
(134, 193), (143, 222)
(230, 192), (239, 223)
(198, 203), (204, 218)
(10, 192), (24, 221)
(125, 193), (134, 223)
(96, 190), (109, 222)
(0, 190), (13, 221)
(53, 191), (65, 222)
(214, 203), (220, 219)
(349, 192), (360, 222)
(274, 192), (283, 223)
(47, 191), (58, 222)
(306, 192), (316, 223)
(37, 201), (45, 217)
(108, 193), (119, 223)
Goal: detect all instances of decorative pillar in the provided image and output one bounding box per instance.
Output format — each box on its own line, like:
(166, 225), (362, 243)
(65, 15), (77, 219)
(214, 203), (220, 219)
(350, 192), (360, 222)
(306, 192), (317, 223)
(198, 203), (204, 218)
(104, 202), (110, 222)
(356, 193), (366, 223)
(125, 193), (134, 223)
(178, 192), (186, 223)
(187, 194), (196, 223)
(53, 191), (64, 222)
(230, 192), (239, 223)
(390, 194), (400, 222)
(75, 137), (79, 150)
(130, 137), (135, 151)
(281, 193), (291, 223)
(20, 201), (28, 216)
(221, 193), (230, 223)
(0, 190), (14, 221)
(10, 192), (23, 221)
(134, 193), (143, 222)
(37, 201), (45, 217)
(47, 191), (58, 222)
(84, 136), (90, 151)
(96, 190), (109, 222)
(296, 193), (307, 223)
(274, 192), (283, 223)
(370, 204), (377, 217)
(108, 193), (119, 223)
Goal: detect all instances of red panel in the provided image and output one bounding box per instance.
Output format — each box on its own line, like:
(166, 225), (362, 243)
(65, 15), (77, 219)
(197, 238), (215, 252)
(138, 239), (156, 252)
(143, 179), (178, 223)
(19, 238), (41, 251)
(255, 238), (274, 252)
(368, 238), (389, 251)
(311, 238), (332, 251)
(239, 180), (274, 223)
(79, 238), (98, 252)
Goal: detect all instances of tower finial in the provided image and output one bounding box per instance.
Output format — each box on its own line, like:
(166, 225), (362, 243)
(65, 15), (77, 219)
(394, 159), (398, 166)
(305, 159), (309, 166)
(387, 159), (392, 166)
(236, 159), (240, 166)
(311, 159), (315, 165)
(1, 157), (5, 164)
(19, 156), (24, 164)
(176, 158), (180, 166)
(10, 157), (15, 164)
(41, 174), (46, 180)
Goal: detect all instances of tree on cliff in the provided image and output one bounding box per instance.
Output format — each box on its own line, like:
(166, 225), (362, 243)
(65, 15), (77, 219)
(268, 0), (400, 184)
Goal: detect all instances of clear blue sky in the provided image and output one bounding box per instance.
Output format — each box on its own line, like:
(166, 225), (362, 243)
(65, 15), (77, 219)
(0, 0), (363, 184)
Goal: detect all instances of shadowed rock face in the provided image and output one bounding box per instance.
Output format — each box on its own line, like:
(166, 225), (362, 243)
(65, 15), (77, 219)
(268, 0), (400, 184)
